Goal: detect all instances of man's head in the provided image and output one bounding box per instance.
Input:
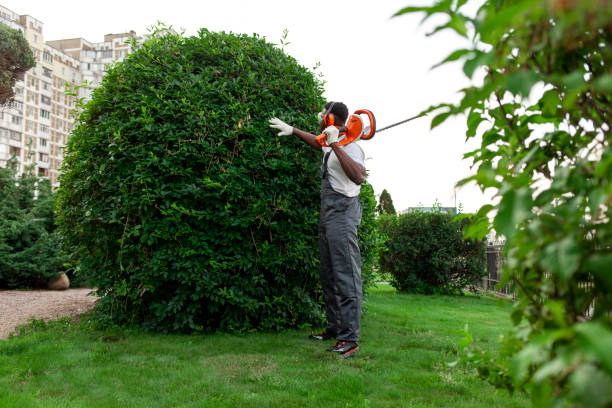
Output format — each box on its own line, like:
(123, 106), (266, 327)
(319, 101), (349, 131)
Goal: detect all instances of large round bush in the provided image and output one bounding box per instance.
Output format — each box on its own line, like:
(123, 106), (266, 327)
(57, 29), (329, 332)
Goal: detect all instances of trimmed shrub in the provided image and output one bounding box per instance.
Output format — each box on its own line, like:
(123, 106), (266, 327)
(57, 28), (377, 333)
(378, 211), (486, 294)
(0, 165), (66, 288)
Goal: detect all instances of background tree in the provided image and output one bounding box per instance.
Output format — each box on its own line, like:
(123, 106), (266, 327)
(0, 23), (35, 105)
(396, 0), (611, 406)
(377, 188), (396, 215)
(0, 164), (66, 288)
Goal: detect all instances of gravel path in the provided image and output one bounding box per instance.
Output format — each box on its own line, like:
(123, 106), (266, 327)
(0, 288), (97, 340)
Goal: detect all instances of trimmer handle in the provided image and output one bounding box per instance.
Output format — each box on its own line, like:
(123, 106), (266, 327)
(316, 126), (348, 147)
(355, 109), (376, 140)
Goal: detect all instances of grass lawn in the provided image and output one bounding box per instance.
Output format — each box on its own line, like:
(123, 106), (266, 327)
(0, 284), (527, 407)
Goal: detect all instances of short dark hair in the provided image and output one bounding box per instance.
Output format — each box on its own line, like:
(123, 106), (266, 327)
(324, 101), (349, 124)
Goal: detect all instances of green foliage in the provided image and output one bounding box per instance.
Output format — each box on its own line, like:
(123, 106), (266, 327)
(358, 181), (386, 301)
(0, 23), (35, 105)
(0, 165), (66, 288)
(378, 209), (486, 294)
(396, 0), (612, 406)
(57, 27), (336, 333)
(377, 188), (396, 215)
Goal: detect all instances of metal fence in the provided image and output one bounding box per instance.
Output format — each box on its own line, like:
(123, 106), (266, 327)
(480, 244), (515, 298)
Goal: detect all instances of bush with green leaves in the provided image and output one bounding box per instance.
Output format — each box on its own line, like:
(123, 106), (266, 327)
(396, 0), (611, 406)
(57, 27), (378, 333)
(0, 165), (66, 288)
(378, 209), (486, 294)
(358, 181), (386, 301)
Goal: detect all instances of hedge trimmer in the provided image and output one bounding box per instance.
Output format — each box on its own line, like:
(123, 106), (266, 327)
(315, 110), (426, 147)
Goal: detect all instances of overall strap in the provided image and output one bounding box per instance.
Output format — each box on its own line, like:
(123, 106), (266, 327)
(321, 150), (331, 179)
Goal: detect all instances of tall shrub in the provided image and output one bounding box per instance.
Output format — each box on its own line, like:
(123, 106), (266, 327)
(0, 165), (66, 288)
(396, 0), (611, 406)
(378, 210), (486, 294)
(57, 28), (379, 333)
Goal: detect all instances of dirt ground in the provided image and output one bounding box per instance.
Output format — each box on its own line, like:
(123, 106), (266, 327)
(0, 288), (97, 340)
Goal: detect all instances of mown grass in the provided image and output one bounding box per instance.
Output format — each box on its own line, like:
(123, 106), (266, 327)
(0, 284), (526, 407)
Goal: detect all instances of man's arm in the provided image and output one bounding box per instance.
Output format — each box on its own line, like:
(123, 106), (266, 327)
(269, 117), (322, 151)
(330, 143), (366, 185)
(293, 128), (323, 151)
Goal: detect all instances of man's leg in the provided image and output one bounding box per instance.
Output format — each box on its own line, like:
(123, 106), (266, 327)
(316, 222), (341, 338)
(326, 198), (362, 343)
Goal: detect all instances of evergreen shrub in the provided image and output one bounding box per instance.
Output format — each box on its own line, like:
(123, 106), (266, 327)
(378, 211), (486, 294)
(0, 166), (66, 288)
(57, 28), (377, 332)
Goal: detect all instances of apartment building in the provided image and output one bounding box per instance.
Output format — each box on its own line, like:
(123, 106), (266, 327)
(0, 4), (139, 187)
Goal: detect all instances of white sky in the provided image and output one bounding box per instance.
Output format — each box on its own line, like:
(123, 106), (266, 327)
(6, 0), (495, 213)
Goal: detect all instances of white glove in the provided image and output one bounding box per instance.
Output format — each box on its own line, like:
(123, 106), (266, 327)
(268, 117), (293, 136)
(324, 126), (339, 145)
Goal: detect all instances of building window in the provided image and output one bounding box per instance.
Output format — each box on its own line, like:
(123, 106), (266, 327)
(38, 167), (48, 177)
(43, 67), (53, 78)
(40, 137), (48, 146)
(40, 124), (50, 134)
(41, 95), (51, 105)
(40, 109), (50, 119)
(34, 34), (38, 42)
(30, 78), (36, 87)
(11, 115), (22, 125)
(9, 146), (21, 157)
(43, 51), (53, 63)
(26, 121), (35, 132)
(42, 81), (50, 90)
(39, 153), (49, 162)
(10, 131), (21, 141)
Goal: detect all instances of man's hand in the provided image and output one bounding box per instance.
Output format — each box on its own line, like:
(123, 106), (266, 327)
(324, 126), (339, 145)
(269, 118), (293, 136)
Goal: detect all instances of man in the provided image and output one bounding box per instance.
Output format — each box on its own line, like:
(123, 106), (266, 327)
(269, 102), (365, 358)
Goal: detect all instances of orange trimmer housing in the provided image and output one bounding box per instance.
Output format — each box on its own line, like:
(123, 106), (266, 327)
(316, 109), (376, 147)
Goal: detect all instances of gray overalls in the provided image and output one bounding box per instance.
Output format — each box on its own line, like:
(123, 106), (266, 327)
(318, 150), (363, 342)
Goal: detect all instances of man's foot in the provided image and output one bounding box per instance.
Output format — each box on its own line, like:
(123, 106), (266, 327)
(328, 340), (359, 358)
(309, 330), (335, 340)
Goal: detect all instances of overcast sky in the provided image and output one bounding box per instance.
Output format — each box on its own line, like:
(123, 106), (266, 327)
(5, 0), (494, 213)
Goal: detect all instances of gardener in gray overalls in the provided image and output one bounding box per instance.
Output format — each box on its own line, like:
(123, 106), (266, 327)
(269, 101), (365, 358)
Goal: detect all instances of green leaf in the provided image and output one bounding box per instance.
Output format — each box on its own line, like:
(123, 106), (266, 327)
(562, 71), (584, 91)
(568, 364), (612, 408)
(540, 236), (582, 282)
(463, 51), (494, 78)
(466, 109), (486, 138)
(431, 110), (452, 129)
(448, 14), (468, 38)
(592, 75), (612, 93)
(540, 89), (561, 117)
(510, 343), (545, 386)
(574, 323), (612, 373)
(393, 6), (432, 17)
(432, 49), (472, 69)
(494, 187), (533, 240)
(504, 70), (541, 97)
